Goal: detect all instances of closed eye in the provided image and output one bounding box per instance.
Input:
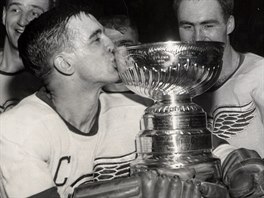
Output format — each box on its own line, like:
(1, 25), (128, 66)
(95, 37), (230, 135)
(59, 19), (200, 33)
(117, 40), (134, 47)
(204, 24), (215, 28)
(180, 24), (193, 30)
(89, 29), (103, 44)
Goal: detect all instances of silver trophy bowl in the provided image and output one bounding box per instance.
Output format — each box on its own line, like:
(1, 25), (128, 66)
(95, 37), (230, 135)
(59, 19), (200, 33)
(119, 41), (224, 182)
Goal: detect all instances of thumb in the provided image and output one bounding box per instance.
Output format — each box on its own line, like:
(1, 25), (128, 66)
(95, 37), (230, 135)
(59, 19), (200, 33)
(199, 182), (229, 198)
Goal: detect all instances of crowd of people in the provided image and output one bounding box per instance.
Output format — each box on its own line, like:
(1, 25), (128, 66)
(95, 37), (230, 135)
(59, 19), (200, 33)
(0, 0), (263, 197)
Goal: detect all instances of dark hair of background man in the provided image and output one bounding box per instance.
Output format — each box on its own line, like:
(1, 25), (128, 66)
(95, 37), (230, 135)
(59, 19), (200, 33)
(0, 0), (263, 56)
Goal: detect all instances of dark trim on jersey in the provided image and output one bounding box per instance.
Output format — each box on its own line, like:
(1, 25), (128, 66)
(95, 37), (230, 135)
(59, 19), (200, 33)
(70, 173), (94, 187)
(28, 187), (60, 198)
(207, 53), (245, 92)
(102, 89), (134, 94)
(93, 161), (132, 168)
(0, 68), (26, 75)
(36, 87), (100, 136)
(54, 156), (71, 186)
(213, 101), (255, 115)
(94, 151), (136, 161)
(93, 159), (130, 171)
(0, 98), (20, 112)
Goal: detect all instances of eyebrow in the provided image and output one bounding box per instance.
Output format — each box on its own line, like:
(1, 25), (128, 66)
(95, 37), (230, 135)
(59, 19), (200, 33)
(179, 19), (220, 26)
(89, 29), (102, 40)
(8, 2), (46, 12)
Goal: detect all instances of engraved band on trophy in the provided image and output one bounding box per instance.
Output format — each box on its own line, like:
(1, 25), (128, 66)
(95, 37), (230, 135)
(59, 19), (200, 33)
(118, 41), (225, 182)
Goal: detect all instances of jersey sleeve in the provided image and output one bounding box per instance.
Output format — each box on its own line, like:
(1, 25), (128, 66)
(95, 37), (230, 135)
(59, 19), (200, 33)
(251, 60), (264, 123)
(0, 114), (56, 197)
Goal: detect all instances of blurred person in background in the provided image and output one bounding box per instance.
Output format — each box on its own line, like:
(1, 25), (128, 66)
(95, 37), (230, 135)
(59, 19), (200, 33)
(0, 0), (56, 113)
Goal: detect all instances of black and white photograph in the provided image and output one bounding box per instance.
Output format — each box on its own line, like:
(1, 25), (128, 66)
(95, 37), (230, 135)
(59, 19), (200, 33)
(0, 0), (263, 197)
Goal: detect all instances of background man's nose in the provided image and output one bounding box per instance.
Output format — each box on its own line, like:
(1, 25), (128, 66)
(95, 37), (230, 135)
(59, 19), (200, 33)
(18, 13), (30, 27)
(193, 28), (205, 41)
(18, 12), (36, 27)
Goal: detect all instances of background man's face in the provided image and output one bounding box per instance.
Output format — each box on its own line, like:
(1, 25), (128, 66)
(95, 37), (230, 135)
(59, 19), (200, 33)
(177, 0), (230, 43)
(2, 0), (50, 48)
(105, 26), (138, 47)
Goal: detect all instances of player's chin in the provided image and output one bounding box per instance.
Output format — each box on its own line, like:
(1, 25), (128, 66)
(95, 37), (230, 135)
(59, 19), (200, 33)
(109, 70), (120, 82)
(9, 36), (18, 48)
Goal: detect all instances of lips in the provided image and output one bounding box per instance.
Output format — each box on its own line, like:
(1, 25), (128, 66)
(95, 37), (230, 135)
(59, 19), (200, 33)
(110, 55), (118, 69)
(15, 28), (24, 34)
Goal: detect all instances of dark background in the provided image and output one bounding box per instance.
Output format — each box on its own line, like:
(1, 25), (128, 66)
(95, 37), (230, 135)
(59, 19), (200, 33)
(0, 0), (263, 56)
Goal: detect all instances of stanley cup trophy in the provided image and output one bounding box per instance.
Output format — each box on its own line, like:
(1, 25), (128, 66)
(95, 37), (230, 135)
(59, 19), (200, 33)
(119, 41), (225, 183)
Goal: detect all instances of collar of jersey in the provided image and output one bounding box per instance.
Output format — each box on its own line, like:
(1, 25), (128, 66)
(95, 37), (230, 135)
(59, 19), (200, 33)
(36, 87), (100, 136)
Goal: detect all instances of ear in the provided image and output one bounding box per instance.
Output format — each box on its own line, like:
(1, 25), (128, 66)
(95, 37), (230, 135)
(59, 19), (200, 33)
(2, 7), (6, 26)
(54, 55), (74, 76)
(227, 15), (235, 35)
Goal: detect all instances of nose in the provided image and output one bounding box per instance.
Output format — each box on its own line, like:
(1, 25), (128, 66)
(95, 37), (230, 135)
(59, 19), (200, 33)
(17, 12), (34, 27)
(193, 27), (206, 41)
(104, 35), (115, 53)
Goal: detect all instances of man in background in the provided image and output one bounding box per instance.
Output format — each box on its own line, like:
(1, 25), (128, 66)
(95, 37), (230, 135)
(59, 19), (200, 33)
(173, 0), (264, 197)
(0, 0), (56, 113)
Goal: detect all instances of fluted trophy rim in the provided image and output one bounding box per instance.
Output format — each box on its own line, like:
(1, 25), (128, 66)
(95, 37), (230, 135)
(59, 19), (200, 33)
(126, 40), (225, 50)
(119, 41), (224, 101)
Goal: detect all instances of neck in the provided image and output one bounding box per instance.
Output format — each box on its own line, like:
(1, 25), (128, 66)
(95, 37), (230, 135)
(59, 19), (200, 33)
(0, 38), (24, 72)
(49, 84), (102, 134)
(216, 43), (240, 85)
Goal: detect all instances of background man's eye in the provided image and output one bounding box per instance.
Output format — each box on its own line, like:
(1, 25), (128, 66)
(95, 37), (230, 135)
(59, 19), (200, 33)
(30, 10), (42, 18)
(10, 8), (20, 13)
(204, 24), (214, 28)
(182, 25), (192, 30)
(118, 40), (134, 47)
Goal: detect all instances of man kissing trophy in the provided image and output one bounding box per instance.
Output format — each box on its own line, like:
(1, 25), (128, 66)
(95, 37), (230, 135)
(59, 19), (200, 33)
(73, 41), (229, 198)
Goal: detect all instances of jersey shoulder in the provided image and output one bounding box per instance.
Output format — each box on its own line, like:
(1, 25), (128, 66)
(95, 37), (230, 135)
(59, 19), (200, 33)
(0, 94), (58, 144)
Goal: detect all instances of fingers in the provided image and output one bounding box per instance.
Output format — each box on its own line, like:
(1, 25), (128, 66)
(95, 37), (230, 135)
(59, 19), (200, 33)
(138, 170), (200, 198)
(167, 176), (183, 198)
(153, 174), (170, 198)
(156, 167), (196, 180)
(166, 176), (201, 198)
(199, 181), (229, 198)
(181, 180), (201, 198)
(137, 170), (158, 198)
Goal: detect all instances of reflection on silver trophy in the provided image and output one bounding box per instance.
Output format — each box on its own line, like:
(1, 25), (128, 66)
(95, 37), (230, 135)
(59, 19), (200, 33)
(119, 41), (225, 182)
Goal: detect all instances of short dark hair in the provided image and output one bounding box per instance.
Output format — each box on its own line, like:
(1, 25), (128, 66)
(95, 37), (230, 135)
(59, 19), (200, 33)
(173, 0), (234, 22)
(18, 4), (101, 81)
(100, 15), (138, 33)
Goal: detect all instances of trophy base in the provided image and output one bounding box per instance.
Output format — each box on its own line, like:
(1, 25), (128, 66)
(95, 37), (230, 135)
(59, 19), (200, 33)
(130, 152), (221, 183)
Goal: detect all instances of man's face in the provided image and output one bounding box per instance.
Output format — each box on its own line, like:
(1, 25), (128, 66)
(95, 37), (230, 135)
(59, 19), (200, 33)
(67, 13), (119, 85)
(2, 0), (50, 48)
(105, 26), (138, 47)
(177, 0), (231, 43)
